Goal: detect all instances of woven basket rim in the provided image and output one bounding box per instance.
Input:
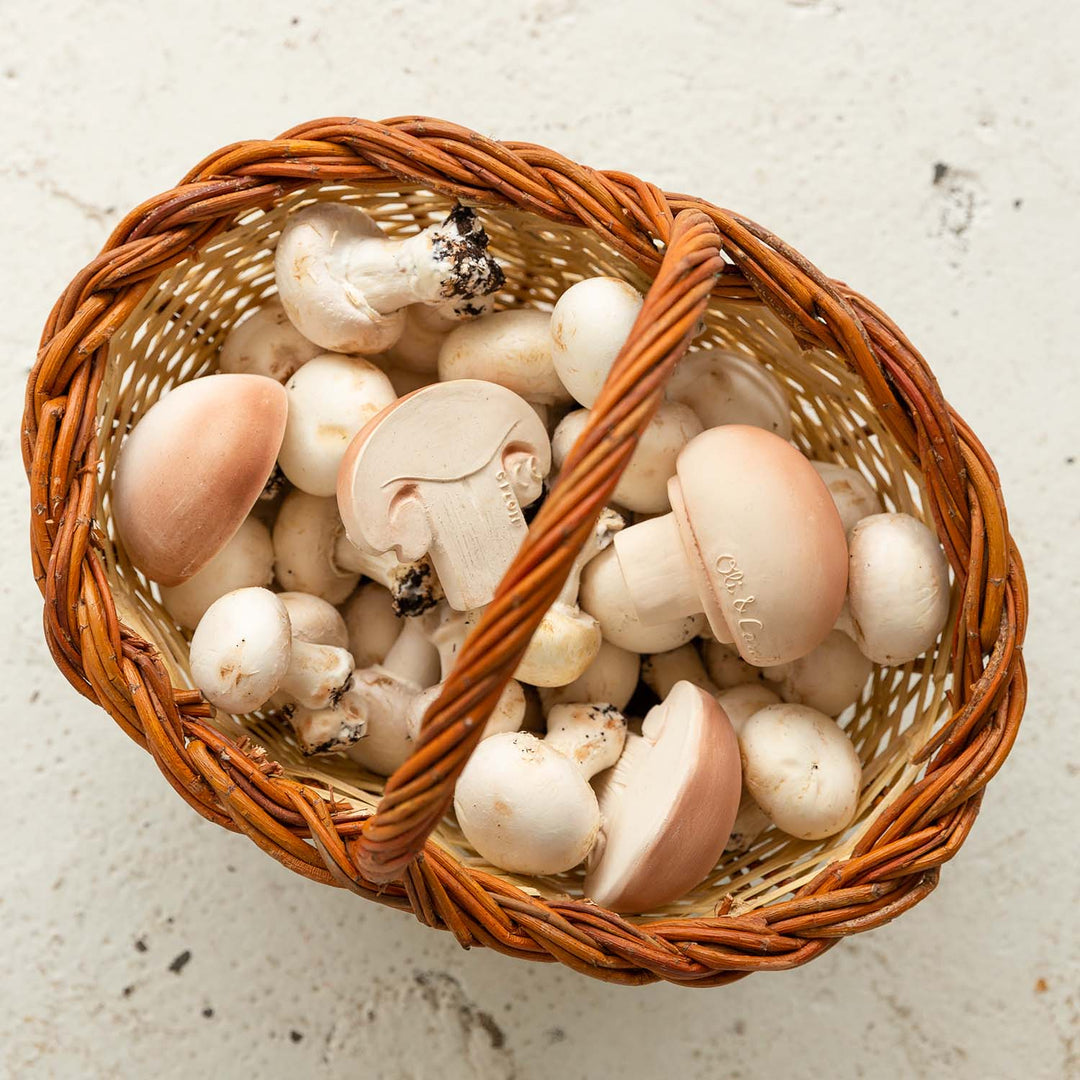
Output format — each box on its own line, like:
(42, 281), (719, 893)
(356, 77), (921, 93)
(22, 116), (1028, 987)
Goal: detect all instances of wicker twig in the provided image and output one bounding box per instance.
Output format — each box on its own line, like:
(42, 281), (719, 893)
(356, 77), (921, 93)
(23, 116), (1028, 986)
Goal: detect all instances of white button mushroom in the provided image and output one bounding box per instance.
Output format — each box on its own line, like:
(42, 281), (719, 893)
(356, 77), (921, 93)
(551, 403), (703, 514)
(763, 629), (873, 716)
(605, 425), (849, 666)
(387, 296), (495, 374)
(337, 380), (551, 611)
(640, 643), (718, 700)
(277, 591), (349, 649)
(538, 640), (641, 713)
(276, 352), (397, 497)
(160, 516), (273, 630)
(112, 374), (287, 585)
(846, 513), (951, 665)
(739, 703), (862, 841)
(701, 639), (774, 690)
(189, 588), (353, 715)
(401, 602), (527, 767)
(811, 460), (882, 537)
(272, 489), (442, 613)
(380, 364), (438, 398)
(274, 202), (503, 355)
(437, 309), (572, 405)
(665, 348), (792, 438)
(341, 582), (401, 668)
(549, 277), (644, 407)
(579, 545), (706, 654)
(584, 681), (742, 913)
(453, 705), (627, 876)
(514, 507), (622, 687)
(218, 298), (322, 382)
(339, 620), (441, 776)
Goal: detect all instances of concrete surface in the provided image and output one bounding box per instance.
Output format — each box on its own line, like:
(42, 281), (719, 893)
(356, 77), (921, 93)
(1, 2), (1077, 1077)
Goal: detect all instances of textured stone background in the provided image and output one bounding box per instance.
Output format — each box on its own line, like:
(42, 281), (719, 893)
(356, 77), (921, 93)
(2, 2), (1077, 1077)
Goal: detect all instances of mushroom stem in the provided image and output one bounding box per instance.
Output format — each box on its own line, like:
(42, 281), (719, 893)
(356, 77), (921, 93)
(558, 507), (624, 607)
(278, 638), (354, 710)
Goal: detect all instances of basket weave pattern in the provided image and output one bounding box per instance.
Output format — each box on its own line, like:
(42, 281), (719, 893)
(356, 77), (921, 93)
(23, 117), (1028, 986)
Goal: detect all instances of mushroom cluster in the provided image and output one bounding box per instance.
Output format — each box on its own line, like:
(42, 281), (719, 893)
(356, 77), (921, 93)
(112, 201), (953, 913)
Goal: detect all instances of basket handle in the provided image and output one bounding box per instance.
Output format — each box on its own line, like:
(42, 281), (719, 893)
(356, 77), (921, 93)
(353, 209), (725, 884)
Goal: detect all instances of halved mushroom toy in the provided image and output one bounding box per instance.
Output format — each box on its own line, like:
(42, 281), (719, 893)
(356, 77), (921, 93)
(337, 380), (551, 611)
(274, 202), (504, 355)
(112, 374), (287, 585)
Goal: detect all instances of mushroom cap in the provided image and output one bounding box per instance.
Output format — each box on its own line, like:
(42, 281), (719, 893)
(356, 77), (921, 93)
(343, 669), (422, 776)
(274, 202), (406, 354)
(515, 605), (602, 688)
(671, 425), (848, 666)
(584, 681), (741, 913)
(666, 348), (792, 438)
(552, 404), (703, 515)
(277, 592), (349, 649)
(847, 513), (951, 665)
(189, 587), (291, 713)
(544, 702), (627, 778)
(218, 298), (321, 382)
(715, 683), (782, 736)
(764, 629), (872, 716)
(453, 732), (600, 875)
(272, 489), (359, 605)
(438, 309), (572, 404)
(539, 639), (641, 713)
(701, 639), (773, 690)
(112, 374), (287, 585)
(160, 516), (274, 630)
(739, 703), (862, 840)
(811, 461), (882, 537)
(579, 547), (705, 654)
(277, 353), (397, 497)
(342, 582), (402, 668)
(550, 277), (643, 407)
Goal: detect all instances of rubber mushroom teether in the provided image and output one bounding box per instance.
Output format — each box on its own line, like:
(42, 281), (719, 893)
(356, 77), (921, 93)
(274, 202), (504, 355)
(601, 425), (849, 666)
(218, 298), (321, 383)
(112, 374), (287, 586)
(584, 681), (742, 913)
(337, 379), (551, 611)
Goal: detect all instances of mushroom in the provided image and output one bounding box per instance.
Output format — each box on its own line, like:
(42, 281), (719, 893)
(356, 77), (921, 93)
(112, 374), (287, 585)
(763, 630), (872, 716)
(579, 545), (705, 654)
(584, 681), (741, 913)
(551, 403), (703, 514)
(515, 507), (622, 687)
(640, 643), (718, 700)
(437, 309), (572, 404)
(605, 425), (848, 665)
(272, 489), (443, 613)
(387, 296), (495, 374)
(453, 704), (627, 875)
(811, 461), (881, 537)
(538, 640), (641, 713)
(666, 348), (792, 438)
(189, 588), (353, 714)
(277, 591), (349, 649)
(218, 298), (321, 382)
(274, 202), (503, 355)
(341, 582), (401, 668)
(401, 602), (527, 769)
(549, 277), (644, 407)
(715, 683), (782, 734)
(380, 364), (438, 398)
(846, 513), (951, 665)
(337, 380), (551, 611)
(277, 352), (397, 497)
(337, 619), (443, 776)
(701, 639), (774, 690)
(160, 516), (273, 630)
(739, 703), (862, 840)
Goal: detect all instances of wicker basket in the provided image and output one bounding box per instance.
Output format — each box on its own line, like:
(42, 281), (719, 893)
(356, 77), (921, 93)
(23, 116), (1028, 987)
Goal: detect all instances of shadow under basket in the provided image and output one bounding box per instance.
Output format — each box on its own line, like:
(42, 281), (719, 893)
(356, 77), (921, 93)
(24, 117), (1028, 987)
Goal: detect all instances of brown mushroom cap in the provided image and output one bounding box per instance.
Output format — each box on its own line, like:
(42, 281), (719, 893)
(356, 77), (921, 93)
(112, 374), (287, 585)
(584, 681), (741, 913)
